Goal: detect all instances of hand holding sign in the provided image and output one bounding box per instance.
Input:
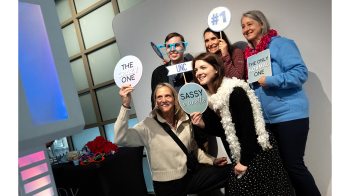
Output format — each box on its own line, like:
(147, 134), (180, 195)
(114, 55), (143, 88)
(178, 83), (208, 114)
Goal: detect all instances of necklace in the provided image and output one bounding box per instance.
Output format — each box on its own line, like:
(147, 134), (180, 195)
(244, 29), (278, 59)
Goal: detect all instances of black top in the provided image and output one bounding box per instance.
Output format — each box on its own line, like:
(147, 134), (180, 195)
(150, 55), (194, 108)
(200, 87), (261, 165)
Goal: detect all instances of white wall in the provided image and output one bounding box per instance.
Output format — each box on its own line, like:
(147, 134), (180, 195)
(112, 0), (331, 195)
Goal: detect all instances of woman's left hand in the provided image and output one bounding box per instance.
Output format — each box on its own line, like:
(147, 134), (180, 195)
(190, 112), (205, 128)
(119, 84), (133, 107)
(234, 162), (248, 175)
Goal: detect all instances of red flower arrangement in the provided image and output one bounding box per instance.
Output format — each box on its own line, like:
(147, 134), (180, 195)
(86, 136), (118, 154)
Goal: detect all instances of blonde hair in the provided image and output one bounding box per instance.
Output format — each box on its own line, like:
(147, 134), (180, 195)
(153, 83), (186, 121)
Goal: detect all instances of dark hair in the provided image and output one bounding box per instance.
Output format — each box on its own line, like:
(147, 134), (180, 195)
(192, 52), (224, 93)
(203, 27), (233, 54)
(165, 32), (185, 46)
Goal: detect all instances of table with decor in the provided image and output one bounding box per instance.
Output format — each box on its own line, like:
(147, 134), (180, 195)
(51, 137), (147, 196)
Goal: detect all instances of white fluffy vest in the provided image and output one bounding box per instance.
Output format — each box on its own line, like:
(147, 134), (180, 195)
(207, 77), (271, 162)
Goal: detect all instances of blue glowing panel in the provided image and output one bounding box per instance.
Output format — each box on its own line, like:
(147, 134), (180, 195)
(19, 2), (68, 125)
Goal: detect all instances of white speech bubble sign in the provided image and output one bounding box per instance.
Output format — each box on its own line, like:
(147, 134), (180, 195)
(207, 6), (231, 32)
(114, 55), (143, 88)
(178, 83), (208, 114)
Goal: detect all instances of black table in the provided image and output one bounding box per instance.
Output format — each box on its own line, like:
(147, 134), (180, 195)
(52, 147), (148, 196)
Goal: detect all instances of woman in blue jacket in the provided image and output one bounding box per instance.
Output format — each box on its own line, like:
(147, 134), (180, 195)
(241, 10), (320, 196)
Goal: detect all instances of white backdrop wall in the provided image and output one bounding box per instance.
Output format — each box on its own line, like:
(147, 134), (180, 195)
(112, 0), (331, 195)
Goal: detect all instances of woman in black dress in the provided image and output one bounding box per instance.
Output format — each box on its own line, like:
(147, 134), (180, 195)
(191, 52), (293, 195)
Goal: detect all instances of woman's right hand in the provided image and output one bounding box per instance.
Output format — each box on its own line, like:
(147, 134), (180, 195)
(119, 84), (133, 108)
(218, 39), (229, 57)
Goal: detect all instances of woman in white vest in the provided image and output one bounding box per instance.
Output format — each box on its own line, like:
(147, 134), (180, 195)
(191, 52), (293, 195)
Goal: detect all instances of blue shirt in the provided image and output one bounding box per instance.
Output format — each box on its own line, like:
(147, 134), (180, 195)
(253, 36), (309, 123)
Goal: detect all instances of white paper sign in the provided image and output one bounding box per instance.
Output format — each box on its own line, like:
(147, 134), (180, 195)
(247, 49), (272, 83)
(178, 83), (208, 114)
(207, 6), (231, 32)
(114, 55), (143, 87)
(166, 61), (193, 76)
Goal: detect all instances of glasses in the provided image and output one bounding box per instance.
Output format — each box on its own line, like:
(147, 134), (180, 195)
(79, 152), (105, 165)
(157, 41), (188, 54)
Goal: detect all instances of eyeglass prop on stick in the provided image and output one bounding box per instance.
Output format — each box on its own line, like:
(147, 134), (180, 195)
(151, 39), (191, 83)
(150, 41), (166, 63)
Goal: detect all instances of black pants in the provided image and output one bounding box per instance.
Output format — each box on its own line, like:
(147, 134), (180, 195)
(266, 118), (321, 196)
(153, 164), (232, 196)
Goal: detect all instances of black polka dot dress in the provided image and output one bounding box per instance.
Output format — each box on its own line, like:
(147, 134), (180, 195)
(227, 137), (293, 196)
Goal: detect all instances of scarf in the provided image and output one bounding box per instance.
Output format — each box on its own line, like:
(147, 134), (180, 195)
(244, 29), (278, 59)
(207, 77), (272, 162)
